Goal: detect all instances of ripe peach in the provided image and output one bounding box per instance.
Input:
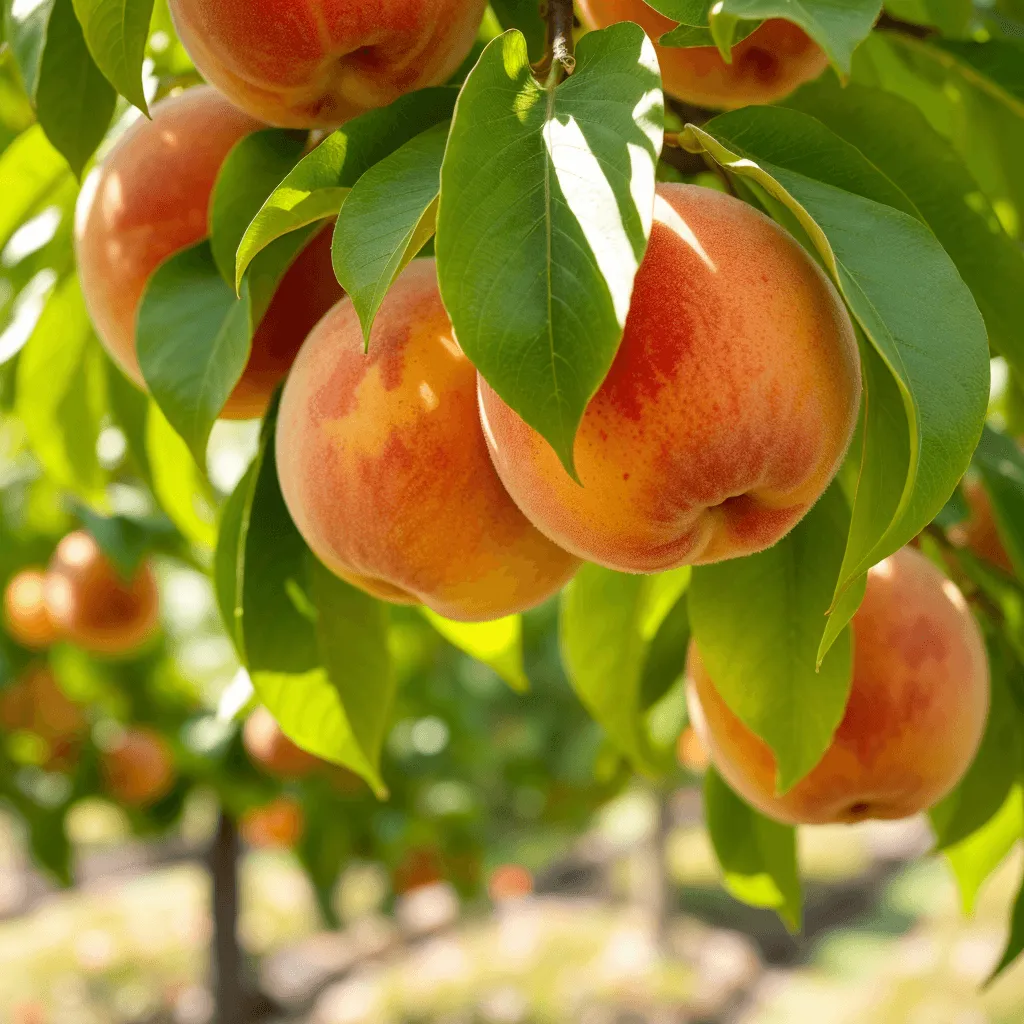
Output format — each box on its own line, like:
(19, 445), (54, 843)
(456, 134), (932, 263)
(241, 797), (306, 849)
(479, 184), (861, 573)
(243, 705), (321, 779)
(75, 87), (343, 420)
(276, 259), (581, 621)
(167, 0), (488, 129)
(577, 0), (827, 109)
(0, 667), (87, 770)
(44, 532), (160, 655)
(3, 570), (61, 649)
(687, 546), (990, 825)
(489, 864), (534, 902)
(101, 727), (176, 807)
(949, 478), (1014, 576)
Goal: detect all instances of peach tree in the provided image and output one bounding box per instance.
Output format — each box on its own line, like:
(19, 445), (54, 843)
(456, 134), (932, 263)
(1, 0), (1024, 988)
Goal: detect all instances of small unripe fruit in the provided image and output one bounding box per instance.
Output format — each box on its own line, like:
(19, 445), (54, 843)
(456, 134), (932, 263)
(688, 547), (990, 825)
(0, 667), (87, 771)
(3, 570), (61, 649)
(101, 727), (176, 807)
(44, 532), (159, 655)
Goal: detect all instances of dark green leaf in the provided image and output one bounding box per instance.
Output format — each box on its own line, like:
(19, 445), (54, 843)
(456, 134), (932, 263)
(883, 0), (972, 35)
(70, 0), (155, 113)
(640, 591), (690, 710)
(705, 767), (802, 931)
(214, 463), (254, 653)
(973, 425), (1024, 580)
(333, 120), (447, 343)
(690, 484), (854, 792)
(436, 26), (663, 472)
(490, 0), (547, 58)
(137, 242), (252, 463)
(988, 854), (1024, 983)
(34, 0), (116, 176)
(235, 87), (458, 291)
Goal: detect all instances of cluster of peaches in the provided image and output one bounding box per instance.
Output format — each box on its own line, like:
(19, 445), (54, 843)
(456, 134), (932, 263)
(63, 1), (1003, 828)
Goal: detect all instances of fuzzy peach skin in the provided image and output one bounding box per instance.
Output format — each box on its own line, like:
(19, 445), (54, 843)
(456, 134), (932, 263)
(43, 532), (160, 656)
(75, 87), (343, 420)
(3, 569), (61, 649)
(950, 477), (1014, 575)
(577, 0), (827, 109)
(101, 727), (176, 808)
(276, 259), (581, 621)
(687, 546), (990, 825)
(479, 184), (861, 573)
(167, 0), (487, 128)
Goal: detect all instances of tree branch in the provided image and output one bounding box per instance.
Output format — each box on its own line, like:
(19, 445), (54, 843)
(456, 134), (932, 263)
(533, 0), (577, 80)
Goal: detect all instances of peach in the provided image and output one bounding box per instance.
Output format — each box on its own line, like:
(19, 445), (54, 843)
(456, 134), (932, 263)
(949, 477), (1014, 576)
(44, 532), (160, 655)
(241, 797), (306, 849)
(687, 546), (990, 825)
(479, 184), (861, 573)
(101, 726), (176, 807)
(0, 667), (87, 771)
(167, 0), (488, 129)
(3, 569), (61, 649)
(577, 0), (827, 109)
(75, 86), (343, 421)
(276, 259), (581, 621)
(243, 705), (321, 779)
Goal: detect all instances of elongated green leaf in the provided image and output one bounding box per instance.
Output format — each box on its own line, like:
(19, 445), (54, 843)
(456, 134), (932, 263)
(930, 38), (1024, 114)
(70, 0), (154, 113)
(690, 484), (853, 792)
(705, 767), (802, 931)
(145, 401), (216, 549)
(209, 128), (306, 287)
(0, 126), (70, 252)
(16, 276), (107, 502)
(640, 592), (690, 710)
(646, 0), (760, 50)
(237, 400), (394, 795)
(436, 25), (663, 473)
(214, 463), (254, 653)
(883, 0), (972, 35)
(931, 642), (1021, 849)
(973, 426), (1024, 580)
(787, 76), (1024, 379)
(35, 0), (116, 176)
(944, 785), (1022, 915)
(561, 564), (690, 773)
(3, 0), (56, 97)
(682, 106), (989, 612)
(333, 121), (447, 342)
(235, 87), (458, 291)
(105, 356), (151, 484)
(489, 0), (547, 57)
(989, 856), (1024, 984)
(137, 242), (252, 463)
(422, 610), (528, 693)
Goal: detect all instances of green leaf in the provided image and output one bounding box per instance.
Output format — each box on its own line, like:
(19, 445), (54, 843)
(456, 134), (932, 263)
(105, 356), (152, 484)
(3, 0), (56, 97)
(209, 128), (306, 288)
(0, 126), (70, 253)
(16, 276), (107, 503)
(786, 76), (1024, 383)
(653, 0), (879, 72)
(683, 106), (989, 614)
(689, 483), (853, 793)
(883, 0), (973, 35)
(944, 785), (1022, 915)
(639, 591), (690, 710)
(931, 642), (1022, 849)
(973, 425), (1024, 580)
(332, 120), (447, 343)
(70, 0), (155, 114)
(561, 563), (690, 773)
(646, 0), (760, 50)
(705, 767), (802, 931)
(237, 399), (394, 795)
(235, 87), (458, 292)
(145, 401), (217, 549)
(490, 0), (547, 58)
(422, 610), (529, 693)
(137, 242), (252, 463)
(930, 38), (1024, 114)
(34, 0), (116, 176)
(74, 506), (162, 578)
(214, 463), (253, 653)
(988, 852), (1024, 984)
(436, 25), (663, 473)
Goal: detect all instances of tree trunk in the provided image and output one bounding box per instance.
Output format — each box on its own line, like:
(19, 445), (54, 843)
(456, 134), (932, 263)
(210, 811), (243, 1024)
